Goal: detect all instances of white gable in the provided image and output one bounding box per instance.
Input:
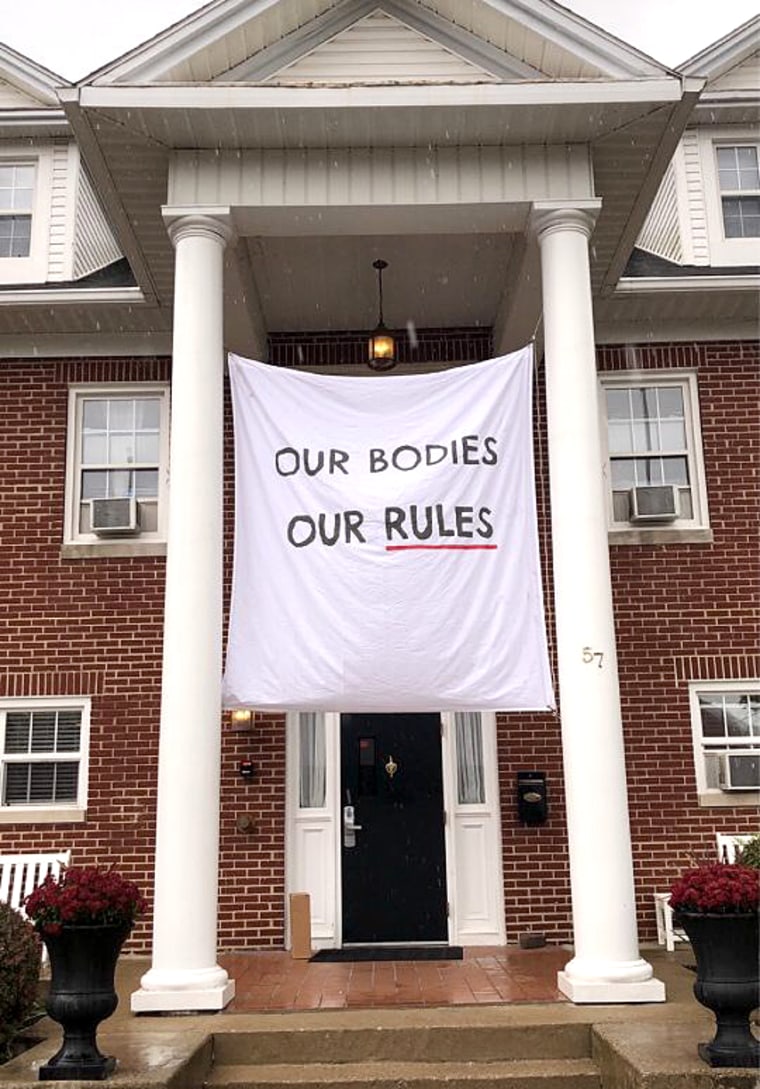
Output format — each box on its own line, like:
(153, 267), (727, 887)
(265, 10), (498, 85)
(707, 51), (760, 93)
(0, 44), (67, 105)
(91, 0), (667, 86)
(0, 77), (49, 108)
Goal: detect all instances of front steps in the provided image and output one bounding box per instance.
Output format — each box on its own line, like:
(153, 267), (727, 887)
(205, 1021), (601, 1089)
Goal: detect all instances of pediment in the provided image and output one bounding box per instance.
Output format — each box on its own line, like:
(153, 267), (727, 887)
(90, 0), (668, 87)
(262, 11), (500, 86)
(0, 44), (68, 106)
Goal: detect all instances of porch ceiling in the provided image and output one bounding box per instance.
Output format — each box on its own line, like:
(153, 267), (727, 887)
(54, 81), (694, 351)
(251, 233), (514, 331)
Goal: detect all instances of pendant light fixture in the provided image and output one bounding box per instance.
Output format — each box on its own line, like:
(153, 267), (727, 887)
(368, 259), (396, 371)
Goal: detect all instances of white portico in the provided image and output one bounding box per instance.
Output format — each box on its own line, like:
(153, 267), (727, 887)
(59, 0), (702, 1012)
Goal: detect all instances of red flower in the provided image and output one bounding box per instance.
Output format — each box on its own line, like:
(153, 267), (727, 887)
(670, 863), (760, 915)
(23, 866), (148, 933)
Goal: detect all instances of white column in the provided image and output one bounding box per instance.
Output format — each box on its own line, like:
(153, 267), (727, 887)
(533, 202), (665, 1004)
(131, 213), (235, 1013)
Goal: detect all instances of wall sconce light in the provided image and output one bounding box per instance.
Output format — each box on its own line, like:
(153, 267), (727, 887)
(368, 259), (396, 371)
(230, 708), (253, 732)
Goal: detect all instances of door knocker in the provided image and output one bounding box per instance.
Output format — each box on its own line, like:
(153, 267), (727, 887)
(384, 754), (398, 779)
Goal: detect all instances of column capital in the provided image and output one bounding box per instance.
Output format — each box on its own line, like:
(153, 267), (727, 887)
(162, 206), (235, 248)
(530, 200), (602, 243)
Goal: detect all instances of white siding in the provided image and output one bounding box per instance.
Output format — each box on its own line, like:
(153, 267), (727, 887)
(267, 11), (498, 84)
(637, 161), (683, 264)
(46, 141), (72, 281)
(682, 130), (710, 266)
(169, 144), (594, 208)
(709, 52), (760, 93)
(73, 164), (122, 280)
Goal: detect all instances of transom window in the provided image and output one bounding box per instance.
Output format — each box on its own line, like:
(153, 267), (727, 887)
(66, 385), (169, 547)
(716, 145), (760, 239)
(0, 699), (89, 819)
(689, 683), (760, 800)
(0, 163), (34, 258)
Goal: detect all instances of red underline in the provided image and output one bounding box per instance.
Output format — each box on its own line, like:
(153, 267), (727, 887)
(385, 544), (499, 552)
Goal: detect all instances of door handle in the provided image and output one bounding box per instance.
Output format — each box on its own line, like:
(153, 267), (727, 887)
(343, 804), (362, 848)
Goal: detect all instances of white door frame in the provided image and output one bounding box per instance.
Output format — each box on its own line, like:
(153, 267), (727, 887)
(285, 711), (505, 948)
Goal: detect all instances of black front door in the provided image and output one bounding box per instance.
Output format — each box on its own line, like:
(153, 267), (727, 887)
(341, 713), (448, 944)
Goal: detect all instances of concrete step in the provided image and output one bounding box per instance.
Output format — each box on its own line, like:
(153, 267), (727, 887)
(204, 1058), (601, 1089)
(211, 1023), (592, 1066)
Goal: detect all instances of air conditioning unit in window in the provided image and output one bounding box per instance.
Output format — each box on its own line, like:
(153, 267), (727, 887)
(629, 485), (680, 523)
(718, 752), (760, 792)
(90, 497), (139, 536)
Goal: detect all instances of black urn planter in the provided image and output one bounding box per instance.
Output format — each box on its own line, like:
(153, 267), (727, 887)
(39, 923), (131, 1081)
(676, 911), (760, 1069)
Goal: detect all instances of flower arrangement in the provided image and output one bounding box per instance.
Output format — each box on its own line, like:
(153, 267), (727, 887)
(24, 866), (147, 936)
(670, 862), (760, 916)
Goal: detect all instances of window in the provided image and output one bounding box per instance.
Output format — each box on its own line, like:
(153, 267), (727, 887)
(298, 713), (326, 808)
(0, 698), (89, 823)
(600, 372), (709, 540)
(699, 130), (760, 266)
(0, 163), (34, 258)
(65, 385), (169, 553)
(689, 682), (760, 806)
(454, 712), (485, 804)
(716, 145), (760, 239)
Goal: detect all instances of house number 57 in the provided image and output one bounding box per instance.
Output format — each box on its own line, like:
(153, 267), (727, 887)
(582, 647), (604, 669)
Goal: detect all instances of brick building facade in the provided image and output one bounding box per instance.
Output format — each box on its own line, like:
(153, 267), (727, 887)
(0, 0), (757, 1010)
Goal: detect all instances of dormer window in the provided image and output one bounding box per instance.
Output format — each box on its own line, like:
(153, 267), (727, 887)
(717, 145), (760, 239)
(0, 163), (34, 257)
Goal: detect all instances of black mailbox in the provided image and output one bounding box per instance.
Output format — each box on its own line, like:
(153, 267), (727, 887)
(517, 771), (547, 824)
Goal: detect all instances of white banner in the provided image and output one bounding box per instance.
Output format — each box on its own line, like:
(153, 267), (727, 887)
(222, 348), (554, 712)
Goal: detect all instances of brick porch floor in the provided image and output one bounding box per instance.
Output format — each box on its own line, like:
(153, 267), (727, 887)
(220, 946), (568, 1012)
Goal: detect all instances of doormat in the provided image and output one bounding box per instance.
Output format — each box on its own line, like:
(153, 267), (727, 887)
(310, 946), (464, 963)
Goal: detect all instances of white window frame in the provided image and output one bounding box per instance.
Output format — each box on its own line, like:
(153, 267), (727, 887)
(0, 148), (52, 284)
(63, 383), (170, 558)
(699, 128), (760, 267)
(599, 370), (710, 545)
(688, 680), (760, 809)
(0, 696), (90, 824)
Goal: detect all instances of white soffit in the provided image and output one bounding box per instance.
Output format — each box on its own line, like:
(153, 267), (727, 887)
(89, 0), (669, 87)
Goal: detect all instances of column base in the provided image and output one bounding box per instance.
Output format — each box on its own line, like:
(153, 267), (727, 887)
(131, 965), (235, 1012)
(558, 970), (666, 1004)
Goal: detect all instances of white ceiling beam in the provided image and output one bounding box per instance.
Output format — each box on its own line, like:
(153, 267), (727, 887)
(0, 287), (146, 306)
(79, 78), (683, 111)
(615, 275), (760, 294)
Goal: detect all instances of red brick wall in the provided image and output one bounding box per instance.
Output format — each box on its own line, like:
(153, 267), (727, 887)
(599, 341), (760, 941)
(0, 339), (757, 952)
(0, 358), (169, 953)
